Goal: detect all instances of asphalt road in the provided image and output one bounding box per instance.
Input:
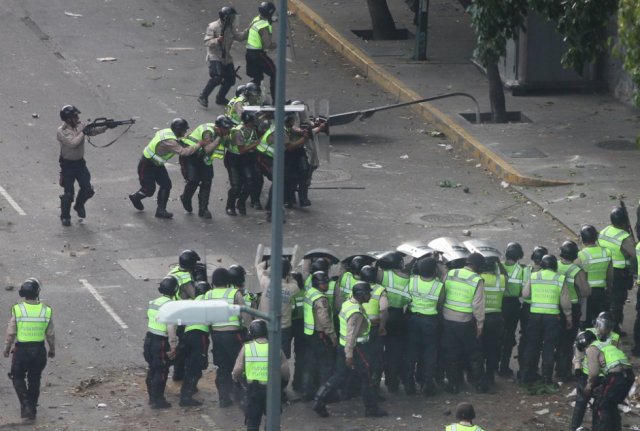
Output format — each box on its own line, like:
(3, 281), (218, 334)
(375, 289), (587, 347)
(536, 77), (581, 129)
(0, 0), (604, 429)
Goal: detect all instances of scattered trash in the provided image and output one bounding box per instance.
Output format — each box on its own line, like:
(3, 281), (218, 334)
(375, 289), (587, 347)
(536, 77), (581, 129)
(70, 251), (77, 257)
(463, 187), (470, 193)
(444, 144), (453, 151)
(5, 285), (14, 291)
(400, 154), (409, 159)
(97, 57), (117, 62)
(532, 403), (543, 407)
(411, 414), (423, 419)
(500, 181), (510, 188)
(566, 388), (577, 397)
(429, 130), (444, 137)
(140, 21), (154, 28)
(287, 10), (296, 16)
(97, 403), (107, 408)
(534, 408), (549, 415)
(362, 162), (382, 169)
(32, 113), (39, 118)
(396, 417), (402, 421)
(165, 47), (195, 51)
(579, 192), (587, 198)
(354, 74), (364, 79)
(475, 163), (482, 168)
(146, 65), (157, 70)
(64, 11), (83, 18)
(439, 180), (461, 188)
(462, 229), (471, 237)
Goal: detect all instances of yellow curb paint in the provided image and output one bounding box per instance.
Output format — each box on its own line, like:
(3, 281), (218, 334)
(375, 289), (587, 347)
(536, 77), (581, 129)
(289, 0), (572, 187)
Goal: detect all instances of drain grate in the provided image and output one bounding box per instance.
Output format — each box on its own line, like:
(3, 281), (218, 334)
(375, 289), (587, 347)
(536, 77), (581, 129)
(313, 168), (352, 183)
(596, 140), (637, 151)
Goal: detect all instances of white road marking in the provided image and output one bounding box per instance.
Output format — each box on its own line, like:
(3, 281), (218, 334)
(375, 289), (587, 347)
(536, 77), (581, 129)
(79, 279), (128, 329)
(0, 185), (26, 215)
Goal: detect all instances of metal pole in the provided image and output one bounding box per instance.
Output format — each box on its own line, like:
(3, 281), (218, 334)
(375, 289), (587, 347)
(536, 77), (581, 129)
(413, 0), (429, 61)
(266, 0), (288, 429)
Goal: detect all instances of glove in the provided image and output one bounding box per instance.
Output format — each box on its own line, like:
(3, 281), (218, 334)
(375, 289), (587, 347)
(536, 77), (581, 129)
(47, 350), (55, 358)
(574, 369), (582, 378)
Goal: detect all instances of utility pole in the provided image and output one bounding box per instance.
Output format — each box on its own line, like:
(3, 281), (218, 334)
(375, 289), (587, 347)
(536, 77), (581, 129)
(413, 0), (429, 61)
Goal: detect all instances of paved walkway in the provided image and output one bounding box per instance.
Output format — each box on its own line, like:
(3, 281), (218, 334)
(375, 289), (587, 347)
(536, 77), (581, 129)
(290, 0), (640, 233)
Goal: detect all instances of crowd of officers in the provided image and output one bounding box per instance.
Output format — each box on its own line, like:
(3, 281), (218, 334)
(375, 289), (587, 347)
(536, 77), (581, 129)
(140, 205), (639, 431)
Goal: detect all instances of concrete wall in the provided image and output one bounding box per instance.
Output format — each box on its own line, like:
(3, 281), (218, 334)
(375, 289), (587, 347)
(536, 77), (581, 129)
(604, 18), (637, 107)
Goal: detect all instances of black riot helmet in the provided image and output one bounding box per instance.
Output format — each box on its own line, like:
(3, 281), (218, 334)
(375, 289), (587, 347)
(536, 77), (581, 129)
(595, 311), (614, 340)
(530, 246), (548, 264)
(359, 265), (377, 283)
(244, 82), (261, 97)
(241, 111), (256, 125)
(219, 6), (237, 22)
(235, 84), (246, 97)
(311, 271), (329, 290)
(170, 118), (189, 138)
(417, 257), (438, 278)
(211, 268), (230, 287)
(19, 278), (41, 299)
(505, 242), (524, 261)
(350, 256), (367, 276)
(158, 275), (179, 297)
(559, 240), (579, 261)
(179, 250), (201, 271)
(192, 262), (208, 282)
(228, 265), (246, 287)
(249, 319), (268, 339)
(377, 251), (404, 270)
(310, 259), (330, 274)
(60, 105), (81, 122)
(575, 330), (597, 352)
(580, 225), (598, 244)
(351, 281), (372, 301)
(540, 254), (558, 271)
(258, 1), (276, 20)
(194, 280), (211, 297)
(610, 206), (626, 227)
(455, 402), (476, 421)
(466, 253), (486, 273)
(215, 115), (235, 130)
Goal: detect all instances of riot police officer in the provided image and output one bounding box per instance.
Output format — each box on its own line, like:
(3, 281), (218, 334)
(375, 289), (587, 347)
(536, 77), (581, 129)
(499, 242), (524, 377)
(129, 119), (204, 218)
(245, 2), (277, 102)
(577, 225), (613, 325)
(144, 276), (178, 409)
(225, 111), (260, 216)
(57, 105), (107, 226)
(3, 278), (55, 420)
(227, 82), (262, 124)
(359, 265), (388, 394)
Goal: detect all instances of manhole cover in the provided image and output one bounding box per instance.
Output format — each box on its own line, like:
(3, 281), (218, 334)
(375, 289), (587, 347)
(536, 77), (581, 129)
(596, 140), (637, 151)
(419, 213), (474, 224)
(313, 167), (352, 184)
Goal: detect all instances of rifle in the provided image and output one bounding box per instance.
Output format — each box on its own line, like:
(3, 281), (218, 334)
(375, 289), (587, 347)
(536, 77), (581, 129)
(83, 117), (136, 148)
(619, 200), (636, 243)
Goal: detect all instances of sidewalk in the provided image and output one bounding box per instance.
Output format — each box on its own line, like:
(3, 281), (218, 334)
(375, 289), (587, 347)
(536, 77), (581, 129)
(290, 0), (640, 234)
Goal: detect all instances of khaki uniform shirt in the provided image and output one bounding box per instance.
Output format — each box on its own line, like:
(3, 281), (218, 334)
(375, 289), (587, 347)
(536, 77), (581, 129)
(232, 337), (290, 383)
(205, 19), (248, 64)
(313, 296), (336, 343)
(57, 122), (106, 161)
(153, 139), (200, 159)
(344, 298), (367, 360)
(256, 261), (300, 329)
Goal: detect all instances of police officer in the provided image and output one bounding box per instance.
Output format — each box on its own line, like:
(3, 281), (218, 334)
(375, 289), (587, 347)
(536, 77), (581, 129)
(407, 257), (443, 396)
(229, 264), (257, 309)
(522, 255), (572, 391)
(335, 256), (367, 308)
(302, 271), (337, 400)
(312, 282), (388, 418)
(225, 112), (260, 216)
(445, 402), (486, 431)
(245, 2), (277, 102)
(204, 268), (252, 407)
(232, 319), (290, 431)
(198, 7), (248, 108)
(180, 281), (212, 407)
(577, 225), (613, 325)
(556, 240), (590, 381)
(179, 116), (234, 219)
(478, 256), (505, 390)
(57, 105), (107, 226)
(499, 242), (524, 377)
(438, 252), (487, 394)
(359, 265), (388, 394)
(227, 82), (262, 124)
(128, 119), (204, 218)
(144, 276), (178, 409)
(598, 207), (637, 334)
(3, 278), (55, 420)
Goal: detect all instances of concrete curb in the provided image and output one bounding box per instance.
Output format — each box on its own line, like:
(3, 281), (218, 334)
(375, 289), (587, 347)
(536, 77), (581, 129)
(289, 0), (573, 188)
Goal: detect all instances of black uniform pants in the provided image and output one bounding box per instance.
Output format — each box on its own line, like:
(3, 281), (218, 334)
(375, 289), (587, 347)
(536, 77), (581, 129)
(143, 333), (171, 402)
(595, 370), (635, 431)
(570, 372), (597, 431)
(290, 319), (306, 391)
(634, 287), (640, 352)
(384, 307), (409, 390)
(324, 345), (378, 412)
(59, 157), (94, 218)
(610, 269), (632, 331)
(179, 154), (213, 211)
(523, 314), (560, 383)
(225, 152), (253, 210)
(407, 313), (438, 391)
(556, 303), (581, 380)
(284, 148), (309, 204)
(245, 382), (268, 431)
(587, 288), (610, 328)
(500, 297), (521, 371)
(181, 329), (210, 400)
(302, 332), (335, 398)
(368, 325), (384, 387)
(211, 330), (244, 402)
(136, 157), (171, 197)
(172, 326), (186, 381)
(482, 313), (504, 381)
(10, 342), (47, 415)
(518, 302), (531, 375)
(247, 152), (264, 205)
(441, 319), (484, 390)
(201, 60), (237, 101)
(245, 49), (276, 100)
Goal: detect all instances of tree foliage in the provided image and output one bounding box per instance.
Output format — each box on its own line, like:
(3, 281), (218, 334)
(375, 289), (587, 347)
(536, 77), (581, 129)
(618, 0), (640, 106)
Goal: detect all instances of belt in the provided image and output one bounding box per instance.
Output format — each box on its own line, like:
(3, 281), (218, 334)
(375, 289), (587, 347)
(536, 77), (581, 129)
(15, 341), (45, 346)
(248, 380), (268, 386)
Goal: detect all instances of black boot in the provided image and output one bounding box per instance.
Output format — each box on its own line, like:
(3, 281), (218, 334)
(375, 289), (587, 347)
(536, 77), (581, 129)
(198, 185), (212, 219)
(298, 186), (311, 207)
(181, 182), (198, 213)
(60, 194), (73, 226)
(73, 187), (94, 219)
(155, 188), (173, 219)
(312, 383), (332, 417)
(129, 191), (146, 211)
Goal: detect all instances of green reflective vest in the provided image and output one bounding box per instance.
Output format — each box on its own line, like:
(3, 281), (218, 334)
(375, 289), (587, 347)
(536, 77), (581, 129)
(522, 265), (538, 304)
(338, 272), (358, 300)
(381, 270), (411, 309)
(204, 287), (240, 328)
(303, 286), (326, 335)
(503, 262), (524, 297)
(247, 16), (271, 50)
(557, 261), (581, 304)
(595, 341), (631, 374)
(482, 273), (506, 313)
(143, 128), (178, 165)
(585, 327), (620, 346)
(598, 225), (631, 269)
(362, 284), (385, 323)
(169, 268), (193, 300)
(226, 95), (247, 123)
(408, 276), (442, 316)
(183, 123), (224, 165)
(338, 300), (370, 346)
(578, 246), (611, 289)
(185, 294), (210, 333)
(229, 124), (257, 155)
(446, 424), (484, 431)
(244, 340), (269, 382)
(13, 302), (51, 343)
(147, 296), (171, 336)
(443, 268), (481, 314)
(256, 125), (275, 157)
(529, 269), (564, 315)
